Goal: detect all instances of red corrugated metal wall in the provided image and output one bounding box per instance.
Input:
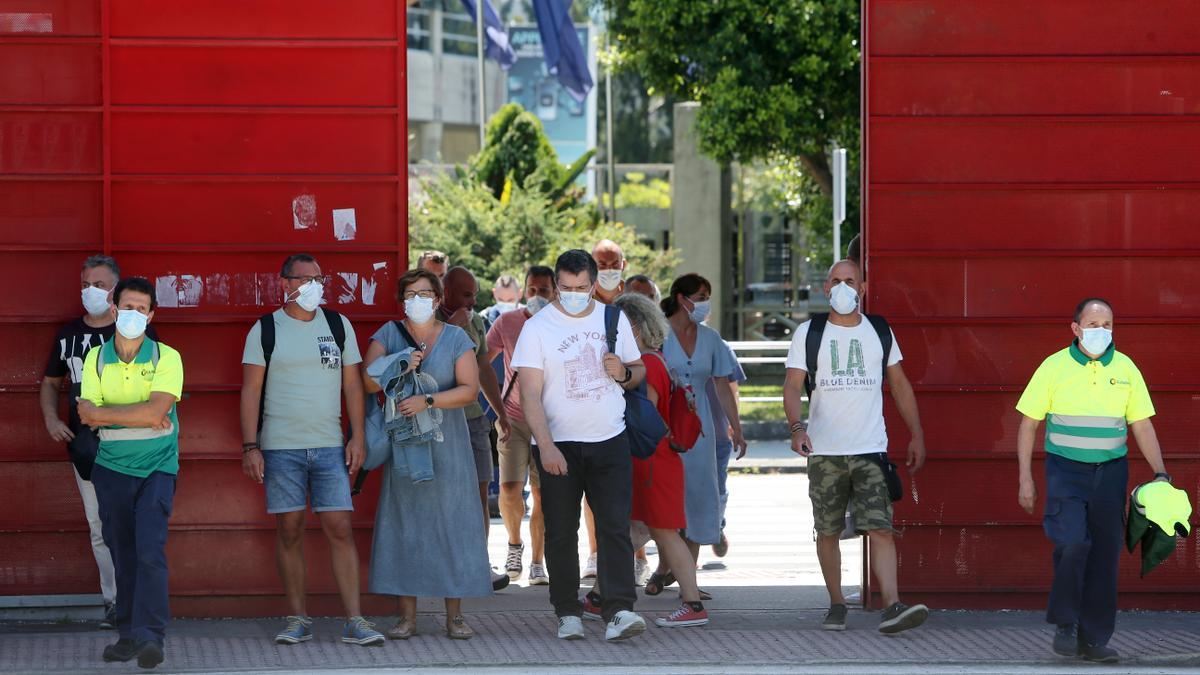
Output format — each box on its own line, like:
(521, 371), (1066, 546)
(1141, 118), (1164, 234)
(865, 1), (1200, 609)
(1, 0), (408, 616)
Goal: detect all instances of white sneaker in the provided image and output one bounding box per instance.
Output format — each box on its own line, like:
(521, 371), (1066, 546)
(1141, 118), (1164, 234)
(582, 553), (598, 579)
(634, 557), (649, 586)
(604, 610), (646, 642)
(528, 563), (549, 585)
(557, 615), (585, 640)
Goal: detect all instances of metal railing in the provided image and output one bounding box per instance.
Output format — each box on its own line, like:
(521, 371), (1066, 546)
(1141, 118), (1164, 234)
(728, 341), (791, 403)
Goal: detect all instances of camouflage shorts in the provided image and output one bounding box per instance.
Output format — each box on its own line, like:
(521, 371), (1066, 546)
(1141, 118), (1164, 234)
(808, 454), (893, 536)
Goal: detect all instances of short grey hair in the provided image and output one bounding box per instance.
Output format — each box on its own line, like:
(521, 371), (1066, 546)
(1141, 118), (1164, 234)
(613, 292), (668, 350)
(82, 254), (120, 279)
(494, 274), (519, 291)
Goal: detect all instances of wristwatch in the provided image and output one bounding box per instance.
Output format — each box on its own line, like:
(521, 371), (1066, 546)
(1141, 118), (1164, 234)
(1154, 471), (1172, 482)
(425, 394), (435, 410)
(242, 442), (260, 454)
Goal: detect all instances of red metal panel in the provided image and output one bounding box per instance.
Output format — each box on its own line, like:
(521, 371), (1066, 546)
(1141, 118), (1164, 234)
(0, 0), (408, 617)
(866, 1), (1200, 609)
(0, 111), (101, 173)
(0, 180), (101, 245)
(871, 57), (1200, 116)
(881, 391), (1200, 458)
(0, 0), (100, 36)
(110, 180), (400, 246)
(0, 43), (101, 104)
(870, 186), (1200, 252)
(109, 112), (398, 175)
(869, 1), (1200, 56)
(871, 257), (1200, 319)
(109, 45), (397, 106)
(109, 0), (398, 39)
(871, 118), (1200, 184)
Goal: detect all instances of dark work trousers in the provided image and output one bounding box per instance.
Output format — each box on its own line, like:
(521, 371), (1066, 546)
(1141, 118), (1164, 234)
(534, 433), (635, 622)
(1042, 453), (1128, 647)
(92, 464), (176, 645)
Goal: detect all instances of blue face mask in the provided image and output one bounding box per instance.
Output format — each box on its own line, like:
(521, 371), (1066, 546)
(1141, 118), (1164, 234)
(559, 291), (591, 315)
(115, 309), (149, 339)
(1080, 327), (1113, 356)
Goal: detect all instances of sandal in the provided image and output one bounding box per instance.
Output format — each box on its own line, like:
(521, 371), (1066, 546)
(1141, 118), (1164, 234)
(644, 571), (675, 596)
(386, 616), (416, 640)
(445, 614), (474, 640)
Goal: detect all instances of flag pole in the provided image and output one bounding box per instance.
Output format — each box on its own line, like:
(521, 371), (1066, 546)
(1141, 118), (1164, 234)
(604, 12), (616, 223)
(476, 0), (486, 149)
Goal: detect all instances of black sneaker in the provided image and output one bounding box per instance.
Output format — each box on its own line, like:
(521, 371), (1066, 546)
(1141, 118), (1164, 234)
(1080, 642), (1120, 663)
(102, 638), (138, 662)
(99, 602), (116, 630)
(136, 641), (164, 670)
(1052, 623), (1079, 657)
(878, 602), (929, 634)
(822, 603), (848, 631)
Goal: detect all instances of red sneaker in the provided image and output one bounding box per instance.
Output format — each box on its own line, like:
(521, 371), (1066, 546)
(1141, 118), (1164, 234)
(654, 604), (709, 627)
(582, 593), (603, 621)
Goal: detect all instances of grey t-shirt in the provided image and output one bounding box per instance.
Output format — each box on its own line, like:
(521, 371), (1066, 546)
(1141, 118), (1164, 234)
(242, 308), (362, 450)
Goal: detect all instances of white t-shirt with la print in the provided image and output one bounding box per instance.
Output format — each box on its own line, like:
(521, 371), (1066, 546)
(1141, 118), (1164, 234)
(511, 301), (642, 443)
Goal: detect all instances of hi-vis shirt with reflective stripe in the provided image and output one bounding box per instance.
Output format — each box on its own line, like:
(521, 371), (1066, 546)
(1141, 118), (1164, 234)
(1016, 341), (1155, 463)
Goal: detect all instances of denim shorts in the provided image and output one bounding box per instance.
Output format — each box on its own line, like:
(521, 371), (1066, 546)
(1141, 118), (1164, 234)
(262, 447), (353, 514)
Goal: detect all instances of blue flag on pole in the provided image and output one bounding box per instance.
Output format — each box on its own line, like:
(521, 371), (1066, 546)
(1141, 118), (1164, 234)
(460, 0), (517, 69)
(531, 0), (594, 102)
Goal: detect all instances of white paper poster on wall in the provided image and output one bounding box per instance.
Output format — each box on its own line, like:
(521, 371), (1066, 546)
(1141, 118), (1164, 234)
(333, 208), (357, 241)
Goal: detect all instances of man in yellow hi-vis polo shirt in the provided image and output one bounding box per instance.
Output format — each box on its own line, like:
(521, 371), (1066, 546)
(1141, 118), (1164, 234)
(77, 277), (183, 670)
(1016, 298), (1170, 664)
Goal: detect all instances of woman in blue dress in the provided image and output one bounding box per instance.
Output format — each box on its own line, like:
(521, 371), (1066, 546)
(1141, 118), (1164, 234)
(363, 269), (491, 640)
(657, 273), (747, 589)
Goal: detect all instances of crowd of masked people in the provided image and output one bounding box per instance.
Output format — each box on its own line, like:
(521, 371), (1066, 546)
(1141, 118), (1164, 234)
(43, 239), (1174, 668)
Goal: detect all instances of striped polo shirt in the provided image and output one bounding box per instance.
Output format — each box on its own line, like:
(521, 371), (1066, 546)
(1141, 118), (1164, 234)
(80, 338), (184, 477)
(1016, 341), (1155, 463)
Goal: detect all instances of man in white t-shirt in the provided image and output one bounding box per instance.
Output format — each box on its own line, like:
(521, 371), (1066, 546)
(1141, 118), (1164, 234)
(783, 259), (929, 635)
(512, 249), (649, 642)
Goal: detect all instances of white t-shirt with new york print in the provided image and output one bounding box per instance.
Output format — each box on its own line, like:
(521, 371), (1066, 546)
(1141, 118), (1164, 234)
(785, 315), (903, 456)
(511, 301), (642, 444)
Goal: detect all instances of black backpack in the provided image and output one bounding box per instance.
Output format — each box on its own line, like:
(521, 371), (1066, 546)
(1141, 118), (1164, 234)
(257, 308), (346, 432)
(603, 305), (668, 459)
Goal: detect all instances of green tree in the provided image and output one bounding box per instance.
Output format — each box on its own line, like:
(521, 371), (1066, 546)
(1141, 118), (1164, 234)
(608, 0), (859, 195)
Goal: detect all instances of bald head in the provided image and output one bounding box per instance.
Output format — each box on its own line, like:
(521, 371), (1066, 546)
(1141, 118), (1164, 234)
(442, 266), (478, 313)
(827, 259), (863, 285)
(592, 239), (624, 261)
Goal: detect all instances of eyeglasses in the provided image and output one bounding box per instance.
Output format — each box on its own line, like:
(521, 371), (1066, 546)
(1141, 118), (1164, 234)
(284, 275), (327, 285)
(402, 290), (438, 300)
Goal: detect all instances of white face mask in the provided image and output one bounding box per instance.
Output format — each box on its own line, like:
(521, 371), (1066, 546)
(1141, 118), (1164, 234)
(289, 280), (323, 312)
(1080, 327), (1113, 356)
(559, 291), (591, 315)
(81, 286), (111, 316)
(525, 295), (551, 315)
(405, 296), (436, 324)
(829, 282), (860, 315)
(493, 301), (518, 314)
(688, 298), (712, 324)
(597, 269), (623, 292)
(115, 309), (149, 340)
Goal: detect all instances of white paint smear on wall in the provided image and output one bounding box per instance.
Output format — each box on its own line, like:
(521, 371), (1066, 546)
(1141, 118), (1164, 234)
(362, 262), (387, 306)
(332, 208), (357, 241)
(0, 13), (53, 33)
(336, 273), (358, 304)
(155, 275), (203, 308)
(292, 194), (317, 230)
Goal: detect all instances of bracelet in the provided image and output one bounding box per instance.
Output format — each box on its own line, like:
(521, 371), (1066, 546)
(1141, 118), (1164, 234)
(242, 443), (260, 454)
(790, 421), (807, 434)
(618, 366), (632, 384)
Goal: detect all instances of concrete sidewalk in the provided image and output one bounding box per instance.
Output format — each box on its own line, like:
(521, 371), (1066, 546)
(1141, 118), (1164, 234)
(3, 608), (1199, 674)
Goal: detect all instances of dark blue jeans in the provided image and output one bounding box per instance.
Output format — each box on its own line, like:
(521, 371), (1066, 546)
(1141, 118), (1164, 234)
(92, 464), (176, 645)
(1042, 453), (1127, 647)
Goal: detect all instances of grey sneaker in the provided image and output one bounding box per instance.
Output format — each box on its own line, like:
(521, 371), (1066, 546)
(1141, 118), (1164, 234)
(1052, 623), (1078, 657)
(822, 603), (848, 631)
(878, 602), (929, 634)
(341, 616), (385, 646)
(1080, 642), (1119, 663)
(274, 615), (313, 644)
(505, 543), (524, 580)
